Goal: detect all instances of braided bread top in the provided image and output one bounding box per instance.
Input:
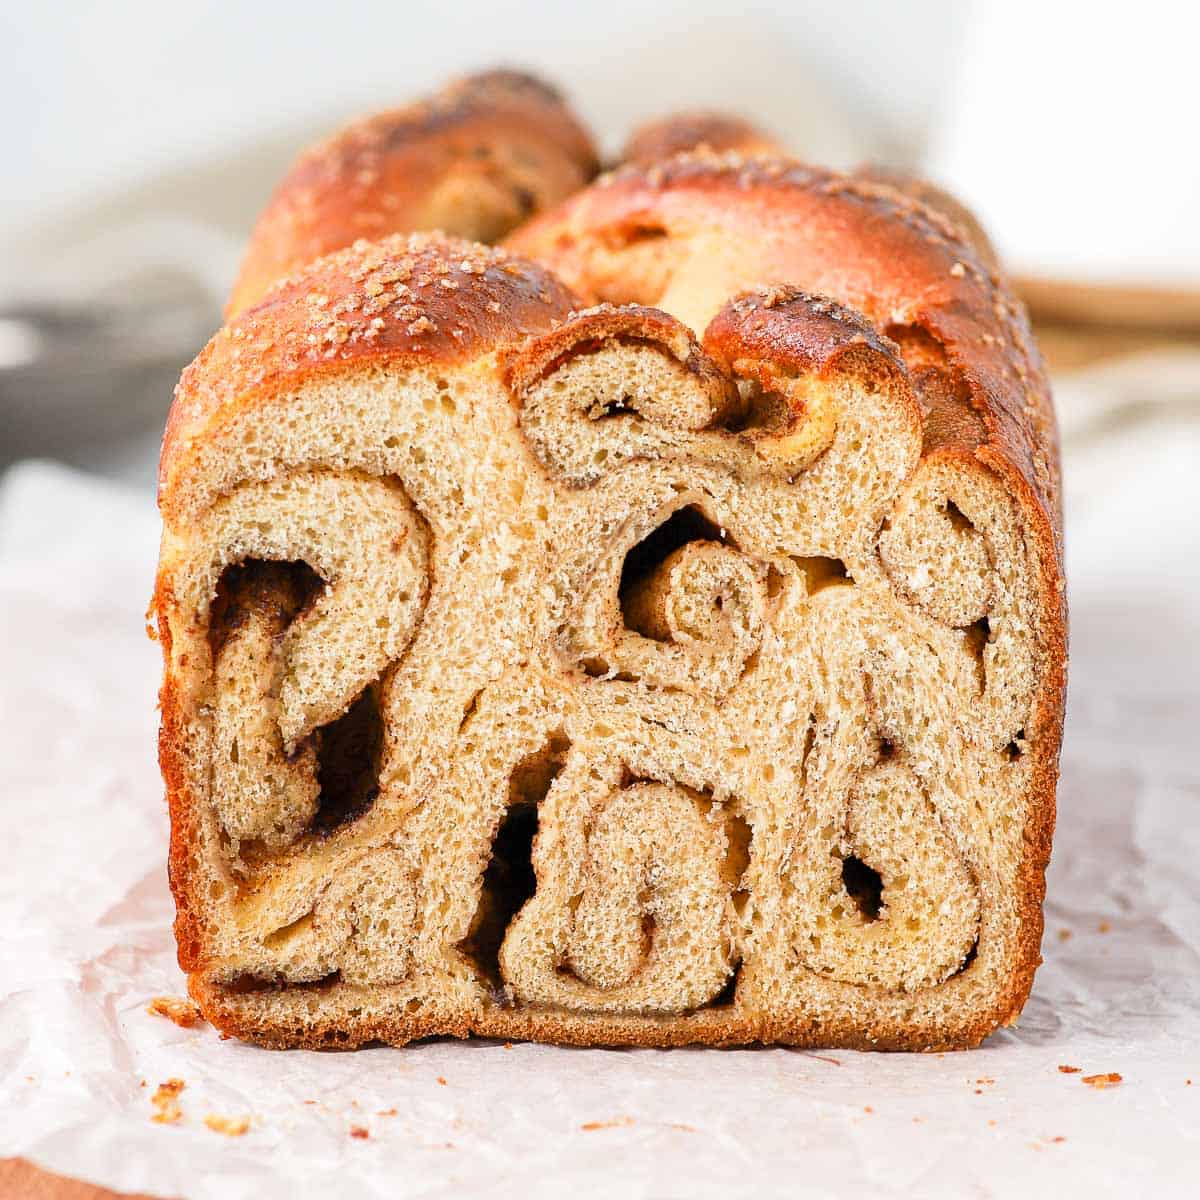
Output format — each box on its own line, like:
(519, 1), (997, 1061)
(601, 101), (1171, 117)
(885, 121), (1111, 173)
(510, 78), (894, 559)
(227, 70), (597, 317)
(506, 152), (1061, 558)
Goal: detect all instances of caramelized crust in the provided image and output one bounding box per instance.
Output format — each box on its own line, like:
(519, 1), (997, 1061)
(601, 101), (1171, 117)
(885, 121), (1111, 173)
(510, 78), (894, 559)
(227, 70), (598, 317)
(703, 287), (909, 380)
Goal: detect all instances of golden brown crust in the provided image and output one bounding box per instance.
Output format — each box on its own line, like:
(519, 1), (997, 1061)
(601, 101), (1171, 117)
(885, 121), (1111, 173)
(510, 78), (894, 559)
(621, 111), (782, 165)
(227, 70), (598, 316)
(160, 232), (578, 516)
(702, 286), (908, 382)
(158, 666), (205, 977)
(189, 974), (1007, 1053)
(851, 164), (1001, 272)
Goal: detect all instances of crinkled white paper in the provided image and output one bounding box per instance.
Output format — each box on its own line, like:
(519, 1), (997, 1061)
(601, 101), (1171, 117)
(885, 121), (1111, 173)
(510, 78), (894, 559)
(2, 355), (1199, 1198)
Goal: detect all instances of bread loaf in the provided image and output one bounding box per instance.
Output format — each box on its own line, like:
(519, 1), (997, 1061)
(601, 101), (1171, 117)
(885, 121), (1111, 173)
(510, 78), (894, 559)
(226, 69), (598, 317)
(155, 104), (1063, 1052)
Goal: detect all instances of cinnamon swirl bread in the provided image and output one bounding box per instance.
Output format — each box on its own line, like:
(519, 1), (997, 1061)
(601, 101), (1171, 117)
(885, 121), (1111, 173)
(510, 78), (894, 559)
(155, 130), (1063, 1053)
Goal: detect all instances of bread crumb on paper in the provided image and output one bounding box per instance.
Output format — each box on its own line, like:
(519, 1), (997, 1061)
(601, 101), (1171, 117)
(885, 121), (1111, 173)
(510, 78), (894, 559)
(350, 1125), (370, 1140)
(1031, 1134), (1068, 1149)
(1082, 1072), (1122, 1089)
(151, 1079), (186, 1124)
(147, 995), (203, 1028)
(1058, 1065), (1081, 1074)
(437, 1076), (448, 1086)
(1097, 920), (1112, 934)
(377, 1107), (398, 1116)
(204, 1114), (250, 1137)
(581, 1116), (634, 1131)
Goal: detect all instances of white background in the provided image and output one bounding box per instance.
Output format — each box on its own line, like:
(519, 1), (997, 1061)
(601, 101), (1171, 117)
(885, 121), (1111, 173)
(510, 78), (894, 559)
(4, 0), (1199, 288)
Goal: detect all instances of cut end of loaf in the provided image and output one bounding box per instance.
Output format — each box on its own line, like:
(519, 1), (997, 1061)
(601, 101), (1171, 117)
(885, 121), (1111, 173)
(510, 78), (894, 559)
(156, 177), (1063, 1053)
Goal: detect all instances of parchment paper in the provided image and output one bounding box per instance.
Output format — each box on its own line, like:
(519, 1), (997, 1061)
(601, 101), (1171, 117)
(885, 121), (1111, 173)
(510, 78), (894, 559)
(2, 354), (1199, 1198)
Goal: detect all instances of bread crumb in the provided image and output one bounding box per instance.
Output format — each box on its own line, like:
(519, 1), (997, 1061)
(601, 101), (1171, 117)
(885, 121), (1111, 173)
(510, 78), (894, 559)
(437, 1077), (448, 1086)
(863, 1105), (873, 1114)
(151, 1079), (185, 1124)
(204, 1114), (250, 1137)
(377, 1108), (398, 1117)
(1050, 1136), (1066, 1144)
(350, 1125), (370, 1139)
(1057, 928), (1072, 942)
(1058, 1065), (1081, 1074)
(503, 1042), (513, 1050)
(1098, 920), (1112, 933)
(581, 1116), (634, 1131)
(1082, 1072), (1122, 1089)
(147, 995), (203, 1028)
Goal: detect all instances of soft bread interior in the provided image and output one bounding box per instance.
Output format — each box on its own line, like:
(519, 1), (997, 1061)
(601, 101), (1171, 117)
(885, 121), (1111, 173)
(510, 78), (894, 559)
(159, 279), (1052, 1049)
